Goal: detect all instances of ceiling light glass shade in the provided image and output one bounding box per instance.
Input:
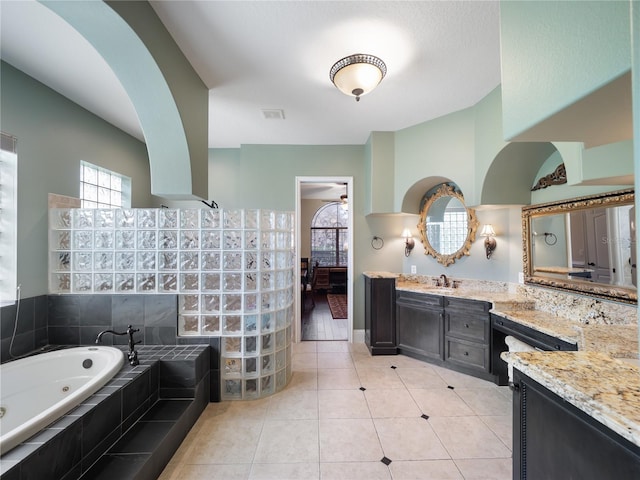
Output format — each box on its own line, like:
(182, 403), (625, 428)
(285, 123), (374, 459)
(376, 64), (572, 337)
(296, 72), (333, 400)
(330, 54), (387, 101)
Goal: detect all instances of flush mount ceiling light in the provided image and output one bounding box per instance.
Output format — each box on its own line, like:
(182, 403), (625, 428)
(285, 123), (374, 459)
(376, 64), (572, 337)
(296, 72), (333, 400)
(329, 54), (387, 102)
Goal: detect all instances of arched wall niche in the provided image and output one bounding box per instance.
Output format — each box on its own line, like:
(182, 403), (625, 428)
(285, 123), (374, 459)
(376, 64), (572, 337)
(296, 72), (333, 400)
(480, 142), (559, 206)
(401, 176), (452, 214)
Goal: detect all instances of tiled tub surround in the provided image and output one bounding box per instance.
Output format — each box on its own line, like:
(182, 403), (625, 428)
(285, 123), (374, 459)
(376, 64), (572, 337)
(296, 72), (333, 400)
(0, 295), (48, 363)
(0, 345), (210, 480)
(502, 351), (640, 448)
(48, 208), (295, 401)
(1, 294), (222, 402)
(0, 346), (124, 456)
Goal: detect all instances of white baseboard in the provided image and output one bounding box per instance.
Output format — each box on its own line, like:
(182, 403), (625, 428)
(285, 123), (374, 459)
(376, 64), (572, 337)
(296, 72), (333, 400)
(352, 329), (365, 343)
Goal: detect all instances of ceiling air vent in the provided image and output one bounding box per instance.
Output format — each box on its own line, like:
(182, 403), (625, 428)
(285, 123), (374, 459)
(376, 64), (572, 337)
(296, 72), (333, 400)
(261, 109), (285, 120)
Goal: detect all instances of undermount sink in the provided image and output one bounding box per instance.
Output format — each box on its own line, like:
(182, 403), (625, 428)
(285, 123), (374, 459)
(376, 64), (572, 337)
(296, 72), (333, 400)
(422, 286), (459, 295)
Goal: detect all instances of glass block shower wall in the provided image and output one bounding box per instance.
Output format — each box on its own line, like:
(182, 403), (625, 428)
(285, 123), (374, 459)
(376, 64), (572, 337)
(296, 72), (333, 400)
(49, 208), (295, 400)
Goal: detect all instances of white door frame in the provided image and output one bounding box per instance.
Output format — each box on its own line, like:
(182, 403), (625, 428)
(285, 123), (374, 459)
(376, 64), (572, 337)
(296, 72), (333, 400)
(295, 176), (354, 343)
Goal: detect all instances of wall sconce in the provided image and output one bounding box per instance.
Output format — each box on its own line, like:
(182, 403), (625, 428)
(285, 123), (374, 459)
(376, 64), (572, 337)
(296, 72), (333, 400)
(402, 228), (415, 257)
(480, 224), (497, 259)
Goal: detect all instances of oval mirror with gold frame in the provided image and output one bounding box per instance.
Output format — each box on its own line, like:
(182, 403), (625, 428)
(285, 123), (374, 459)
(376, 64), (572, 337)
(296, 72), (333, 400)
(417, 183), (479, 266)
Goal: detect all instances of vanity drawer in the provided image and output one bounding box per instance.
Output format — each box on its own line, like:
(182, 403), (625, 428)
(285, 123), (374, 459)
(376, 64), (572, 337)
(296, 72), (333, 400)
(445, 337), (490, 372)
(396, 290), (444, 308)
(446, 314), (489, 343)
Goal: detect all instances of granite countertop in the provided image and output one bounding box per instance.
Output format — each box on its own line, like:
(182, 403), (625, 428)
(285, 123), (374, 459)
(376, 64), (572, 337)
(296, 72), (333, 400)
(395, 279), (536, 309)
(363, 271), (400, 279)
(502, 351), (640, 447)
(579, 324), (640, 358)
(496, 309), (580, 344)
(394, 278), (639, 358)
(383, 273), (640, 448)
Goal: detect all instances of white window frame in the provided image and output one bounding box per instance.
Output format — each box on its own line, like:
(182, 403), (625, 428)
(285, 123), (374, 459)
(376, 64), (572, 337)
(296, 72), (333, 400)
(0, 132), (18, 305)
(80, 160), (131, 209)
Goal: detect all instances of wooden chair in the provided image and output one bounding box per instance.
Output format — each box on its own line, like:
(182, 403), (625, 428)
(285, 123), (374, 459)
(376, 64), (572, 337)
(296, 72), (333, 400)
(301, 258), (314, 311)
(312, 264), (331, 294)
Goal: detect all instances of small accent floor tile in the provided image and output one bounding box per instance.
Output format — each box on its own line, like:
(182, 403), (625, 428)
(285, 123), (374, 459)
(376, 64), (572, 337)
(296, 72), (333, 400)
(160, 342), (512, 480)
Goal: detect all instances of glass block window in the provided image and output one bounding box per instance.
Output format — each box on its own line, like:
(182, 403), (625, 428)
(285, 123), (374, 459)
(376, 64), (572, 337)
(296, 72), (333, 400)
(429, 209), (468, 255)
(80, 161), (131, 209)
(0, 132), (18, 304)
(310, 202), (348, 267)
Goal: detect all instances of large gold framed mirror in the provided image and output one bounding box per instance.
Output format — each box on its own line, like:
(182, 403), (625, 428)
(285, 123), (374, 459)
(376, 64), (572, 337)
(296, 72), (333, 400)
(522, 188), (636, 304)
(418, 183), (479, 266)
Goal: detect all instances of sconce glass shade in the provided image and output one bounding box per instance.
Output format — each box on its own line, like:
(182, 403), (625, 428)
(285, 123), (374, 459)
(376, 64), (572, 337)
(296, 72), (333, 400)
(480, 224), (496, 237)
(480, 224), (497, 259)
(401, 228), (413, 239)
(330, 54), (387, 102)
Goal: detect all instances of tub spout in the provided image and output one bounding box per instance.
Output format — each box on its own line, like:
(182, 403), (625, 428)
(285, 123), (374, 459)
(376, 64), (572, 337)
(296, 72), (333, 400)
(95, 329), (122, 344)
(95, 326), (140, 366)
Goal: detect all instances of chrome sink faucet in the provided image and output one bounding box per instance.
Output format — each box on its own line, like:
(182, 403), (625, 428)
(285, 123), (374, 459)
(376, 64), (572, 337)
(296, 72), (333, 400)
(96, 325), (141, 366)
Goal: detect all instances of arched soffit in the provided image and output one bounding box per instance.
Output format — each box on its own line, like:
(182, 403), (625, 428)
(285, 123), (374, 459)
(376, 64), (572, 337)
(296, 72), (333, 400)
(401, 176), (452, 214)
(41, 1), (193, 198)
(480, 142), (558, 205)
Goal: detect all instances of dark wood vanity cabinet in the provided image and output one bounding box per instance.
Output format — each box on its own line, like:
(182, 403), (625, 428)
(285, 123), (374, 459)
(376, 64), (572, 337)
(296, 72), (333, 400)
(444, 297), (491, 376)
(512, 369), (640, 479)
(396, 293), (492, 377)
(364, 276), (397, 355)
(491, 313), (578, 385)
(396, 290), (444, 361)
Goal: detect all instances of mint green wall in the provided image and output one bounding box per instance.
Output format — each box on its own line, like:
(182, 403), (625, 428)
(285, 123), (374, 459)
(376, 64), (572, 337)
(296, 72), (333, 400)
(394, 107), (476, 211)
(473, 87), (508, 206)
(107, 0), (209, 200)
(1, 62), (153, 298)
(392, 90), (521, 283)
(500, 0), (631, 141)
(208, 148), (241, 209)
(580, 140), (634, 184)
(364, 132), (395, 214)
(217, 145), (363, 211)
(532, 152), (616, 205)
(208, 144), (404, 330)
(530, 214), (568, 269)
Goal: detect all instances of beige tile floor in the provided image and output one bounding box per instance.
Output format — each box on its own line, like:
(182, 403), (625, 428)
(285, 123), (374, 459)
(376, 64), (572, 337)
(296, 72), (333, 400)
(159, 341), (512, 480)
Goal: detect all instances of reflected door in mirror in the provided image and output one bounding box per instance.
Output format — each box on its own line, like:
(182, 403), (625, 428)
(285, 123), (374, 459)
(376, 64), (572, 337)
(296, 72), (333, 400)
(523, 189), (636, 303)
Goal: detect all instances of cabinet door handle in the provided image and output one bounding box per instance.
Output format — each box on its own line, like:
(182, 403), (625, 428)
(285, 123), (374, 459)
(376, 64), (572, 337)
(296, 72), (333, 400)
(464, 324), (469, 328)
(464, 351), (469, 356)
(497, 320), (504, 325)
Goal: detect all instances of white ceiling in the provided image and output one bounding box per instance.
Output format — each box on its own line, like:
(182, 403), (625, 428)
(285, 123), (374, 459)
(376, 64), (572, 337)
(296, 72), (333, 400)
(0, 0), (501, 149)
